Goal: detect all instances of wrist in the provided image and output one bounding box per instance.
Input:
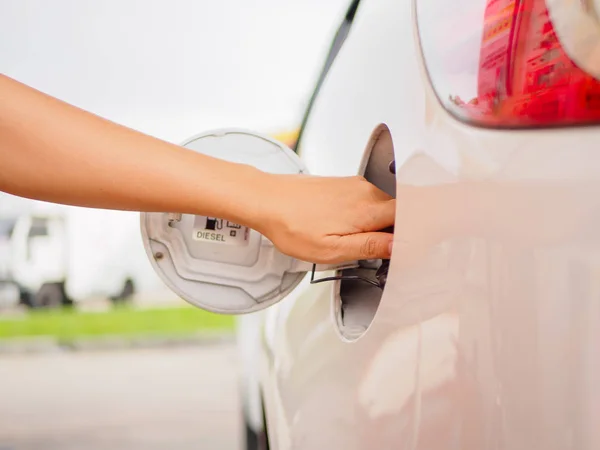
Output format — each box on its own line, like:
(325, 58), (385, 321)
(219, 165), (279, 231)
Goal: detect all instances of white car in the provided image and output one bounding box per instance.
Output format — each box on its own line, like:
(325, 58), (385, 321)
(239, 0), (600, 448)
(138, 0), (600, 447)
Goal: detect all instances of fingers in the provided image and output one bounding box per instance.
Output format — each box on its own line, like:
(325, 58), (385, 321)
(365, 198), (396, 231)
(334, 231), (394, 262)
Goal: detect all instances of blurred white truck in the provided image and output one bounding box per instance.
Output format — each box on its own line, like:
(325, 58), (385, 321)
(0, 196), (167, 308)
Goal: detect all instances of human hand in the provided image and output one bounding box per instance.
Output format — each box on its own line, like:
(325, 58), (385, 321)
(250, 174), (395, 264)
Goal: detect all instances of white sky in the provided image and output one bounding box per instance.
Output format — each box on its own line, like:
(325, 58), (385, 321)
(0, 0), (348, 143)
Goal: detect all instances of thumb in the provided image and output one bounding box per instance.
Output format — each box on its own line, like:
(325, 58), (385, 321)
(336, 232), (393, 262)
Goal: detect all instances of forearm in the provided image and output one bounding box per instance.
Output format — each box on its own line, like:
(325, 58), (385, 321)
(0, 74), (267, 226)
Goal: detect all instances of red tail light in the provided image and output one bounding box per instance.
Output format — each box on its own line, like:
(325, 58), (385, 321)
(417, 0), (600, 127)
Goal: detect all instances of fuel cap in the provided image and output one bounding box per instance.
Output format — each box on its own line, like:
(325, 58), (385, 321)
(140, 129), (313, 314)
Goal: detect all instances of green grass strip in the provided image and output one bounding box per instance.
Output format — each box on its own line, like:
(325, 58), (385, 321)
(0, 305), (234, 341)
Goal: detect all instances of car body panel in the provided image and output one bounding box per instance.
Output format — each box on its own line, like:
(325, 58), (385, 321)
(258, 0), (600, 449)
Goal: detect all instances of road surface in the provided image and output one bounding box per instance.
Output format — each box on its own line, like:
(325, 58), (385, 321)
(0, 344), (242, 450)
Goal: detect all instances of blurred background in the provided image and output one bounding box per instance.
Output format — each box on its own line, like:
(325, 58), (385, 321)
(0, 1), (348, 448)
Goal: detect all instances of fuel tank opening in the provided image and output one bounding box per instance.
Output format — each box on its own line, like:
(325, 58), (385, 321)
(334, 123), (395, 342)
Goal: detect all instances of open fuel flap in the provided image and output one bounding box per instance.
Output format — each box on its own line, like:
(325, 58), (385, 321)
(331, 124), (396, 341)
(140, 129), (356, 315)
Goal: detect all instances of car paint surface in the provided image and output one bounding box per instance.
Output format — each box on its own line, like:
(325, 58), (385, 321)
(258, 0), (600, 449)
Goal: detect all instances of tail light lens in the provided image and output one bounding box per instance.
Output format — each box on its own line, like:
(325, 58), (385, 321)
(417, 0), (600, 127)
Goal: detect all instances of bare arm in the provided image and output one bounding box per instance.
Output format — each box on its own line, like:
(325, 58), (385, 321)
(0, 74), (395, 263)
(0, 75), (268, 222)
